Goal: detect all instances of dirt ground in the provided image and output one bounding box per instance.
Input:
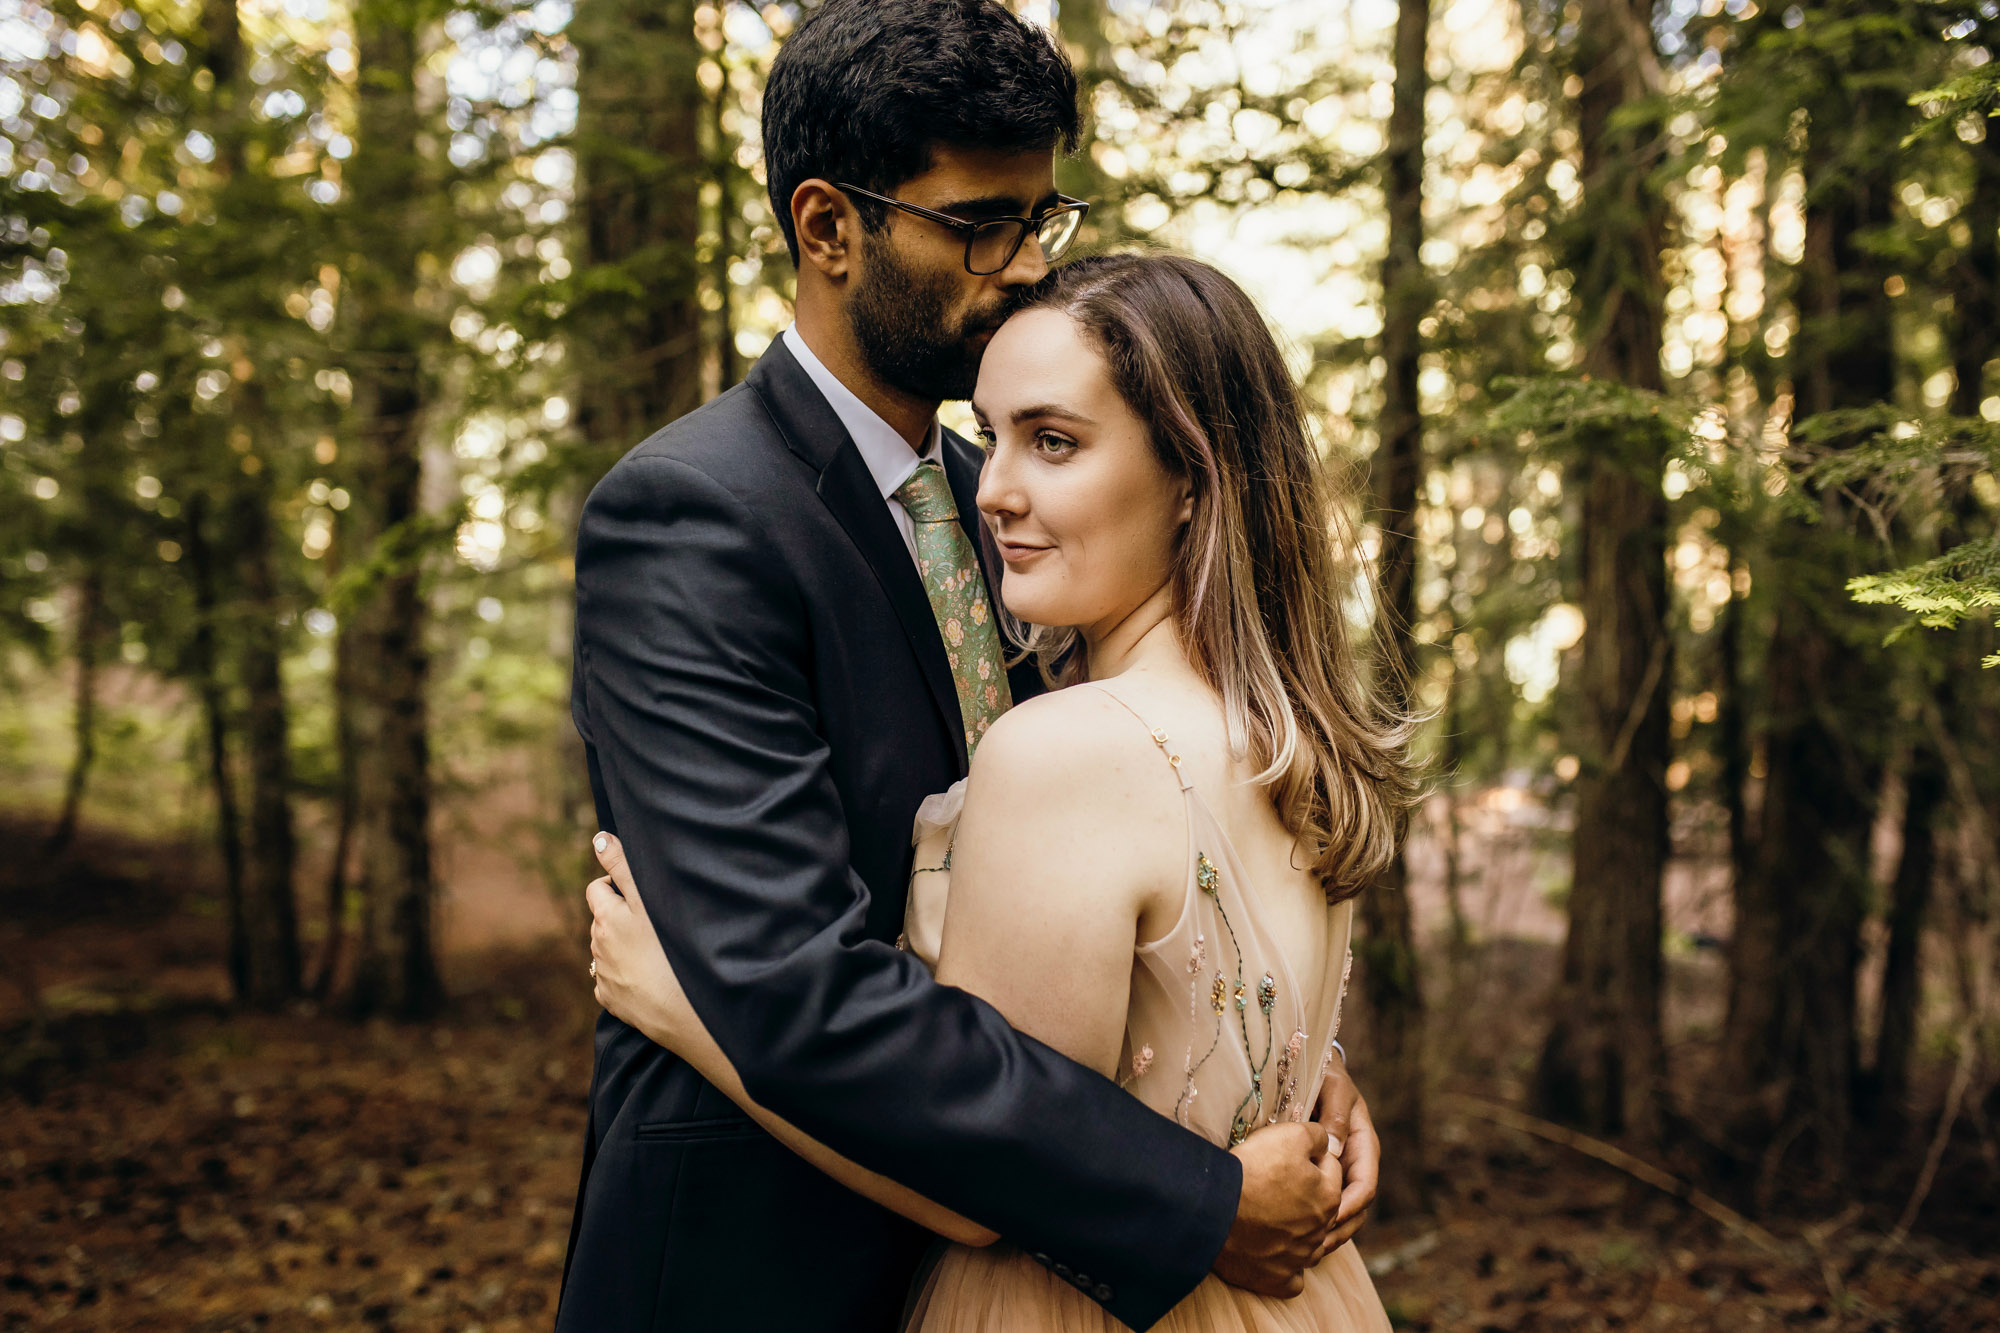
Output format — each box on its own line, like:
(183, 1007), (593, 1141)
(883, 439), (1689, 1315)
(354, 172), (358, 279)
(2, 815), (1996, 1333)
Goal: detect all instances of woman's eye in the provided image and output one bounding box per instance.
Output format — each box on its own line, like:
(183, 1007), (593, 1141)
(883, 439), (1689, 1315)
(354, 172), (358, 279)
(972, 429), (997, 451)
(1034, 431), (1078, 457)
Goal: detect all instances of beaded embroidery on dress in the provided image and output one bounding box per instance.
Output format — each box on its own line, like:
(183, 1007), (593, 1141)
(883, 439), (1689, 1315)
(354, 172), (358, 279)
(899, 683), (1389, 1333)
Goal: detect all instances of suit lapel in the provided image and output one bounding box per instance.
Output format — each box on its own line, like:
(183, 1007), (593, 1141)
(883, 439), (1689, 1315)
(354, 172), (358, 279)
(746, 342), (966, 765)
(819, 447), (965, 756)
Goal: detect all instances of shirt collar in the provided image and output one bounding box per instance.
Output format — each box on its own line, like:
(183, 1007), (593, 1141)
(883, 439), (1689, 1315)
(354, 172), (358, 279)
(781, 324), (939, 500)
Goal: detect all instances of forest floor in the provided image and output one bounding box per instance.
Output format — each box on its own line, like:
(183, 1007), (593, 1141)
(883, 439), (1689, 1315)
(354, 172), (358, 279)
(2, 814), (1997, 1333)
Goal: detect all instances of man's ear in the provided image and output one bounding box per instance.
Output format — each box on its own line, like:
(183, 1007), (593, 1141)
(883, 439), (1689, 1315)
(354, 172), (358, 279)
(792, 179), (854, 281)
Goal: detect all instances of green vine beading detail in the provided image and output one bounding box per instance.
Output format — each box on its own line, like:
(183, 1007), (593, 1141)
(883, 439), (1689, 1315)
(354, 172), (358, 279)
(1177, 852), (1234, 1126)
(912, 844), (954, 876)
(1188, 853), (1284, 1146)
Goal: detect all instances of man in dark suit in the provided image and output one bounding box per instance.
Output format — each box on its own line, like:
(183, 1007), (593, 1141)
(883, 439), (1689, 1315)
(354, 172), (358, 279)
(557, 3), (1382, 1329)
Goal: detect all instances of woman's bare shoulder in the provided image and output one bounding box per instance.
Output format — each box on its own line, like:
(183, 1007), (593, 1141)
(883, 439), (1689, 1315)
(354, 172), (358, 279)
(967, 685), (1184, 818)
(955, 685), (1188, 924)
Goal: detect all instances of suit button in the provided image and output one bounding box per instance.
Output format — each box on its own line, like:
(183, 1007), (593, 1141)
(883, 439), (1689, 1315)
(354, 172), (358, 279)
(1094, 1283), (1114, 1301)
(1054, 1263), (1073, 1280)
(1074, 1272), (1091, 1288)
(1031, 1253), (1051, 1267)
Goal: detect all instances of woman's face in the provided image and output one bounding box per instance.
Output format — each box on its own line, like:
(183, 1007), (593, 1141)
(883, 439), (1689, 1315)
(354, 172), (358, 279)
(971, 308), (1191, 635)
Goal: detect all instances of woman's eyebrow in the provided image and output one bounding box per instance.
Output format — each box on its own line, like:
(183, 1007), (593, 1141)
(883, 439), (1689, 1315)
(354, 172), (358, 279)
(1012, 403), (1097, 427)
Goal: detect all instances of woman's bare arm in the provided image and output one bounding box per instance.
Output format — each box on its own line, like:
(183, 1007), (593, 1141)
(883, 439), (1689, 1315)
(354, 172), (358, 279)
(933, 693), (1175, 1078)
(585, 839), (997, 1248)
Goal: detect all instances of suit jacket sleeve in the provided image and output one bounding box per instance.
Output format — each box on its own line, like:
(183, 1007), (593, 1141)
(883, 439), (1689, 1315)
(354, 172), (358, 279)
(572, 452), (1241, 1329)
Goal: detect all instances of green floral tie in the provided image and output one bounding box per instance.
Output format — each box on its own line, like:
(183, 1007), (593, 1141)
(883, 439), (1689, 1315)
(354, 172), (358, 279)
(894, 461), (1013, 757)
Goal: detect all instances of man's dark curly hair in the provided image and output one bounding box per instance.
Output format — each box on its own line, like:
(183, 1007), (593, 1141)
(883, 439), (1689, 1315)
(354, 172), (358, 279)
(762, 0), (1081, 265)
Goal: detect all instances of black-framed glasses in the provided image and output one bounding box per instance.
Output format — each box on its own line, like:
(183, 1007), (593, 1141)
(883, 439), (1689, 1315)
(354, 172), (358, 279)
(834, 182), (1091, 276)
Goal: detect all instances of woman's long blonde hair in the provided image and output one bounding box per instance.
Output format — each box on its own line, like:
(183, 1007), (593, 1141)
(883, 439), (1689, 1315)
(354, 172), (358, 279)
(1005, 253), (1420, 902)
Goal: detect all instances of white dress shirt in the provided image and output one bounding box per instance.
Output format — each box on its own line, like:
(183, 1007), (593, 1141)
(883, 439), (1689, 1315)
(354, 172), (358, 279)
(781, 325), (941, 563)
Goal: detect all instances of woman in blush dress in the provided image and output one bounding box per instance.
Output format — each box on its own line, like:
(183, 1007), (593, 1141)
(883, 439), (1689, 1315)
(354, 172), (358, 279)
(586, 253), (1419, 1331)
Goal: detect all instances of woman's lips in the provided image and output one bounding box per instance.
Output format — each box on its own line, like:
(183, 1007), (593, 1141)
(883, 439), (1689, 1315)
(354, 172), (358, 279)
(997, 539), (1052, 564)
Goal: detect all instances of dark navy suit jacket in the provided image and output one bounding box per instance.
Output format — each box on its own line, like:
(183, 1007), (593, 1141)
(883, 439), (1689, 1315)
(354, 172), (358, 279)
(557, 338), (1241, 1332)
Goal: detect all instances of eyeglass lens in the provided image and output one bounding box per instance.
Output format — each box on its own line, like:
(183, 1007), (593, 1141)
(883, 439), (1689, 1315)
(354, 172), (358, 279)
(967, 208), (1083, 275)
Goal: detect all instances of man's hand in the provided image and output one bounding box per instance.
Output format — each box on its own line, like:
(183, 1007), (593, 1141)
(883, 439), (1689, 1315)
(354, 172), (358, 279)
(1313, 1056), (1380, 1260)
(1213, 1122), (1343, 1298)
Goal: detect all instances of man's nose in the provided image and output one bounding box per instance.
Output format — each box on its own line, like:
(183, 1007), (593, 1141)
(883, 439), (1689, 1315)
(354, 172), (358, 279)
(998, 232), (1050, 288)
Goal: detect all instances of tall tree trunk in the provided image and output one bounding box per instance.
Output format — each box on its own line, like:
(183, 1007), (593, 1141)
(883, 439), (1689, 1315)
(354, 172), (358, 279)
(48, 567), (105, 853)
(1870, 727), (1942, 1122)
(184, 493), (250, 996)
(1718, 547), (1752, 893)
(340, 0), (441, 1019)
(1722, 88), (1897, 1181)
(1532, 0), (1672, 1144)
(1355, 0), (1433, 1221)
(1439, 669), (1471, 970)
(231, 466), (301, 1008)
(198, 0), (300, 1009)
(314, 580), (360, 999)
(708, 45), (741, 394)
(572, 0), (706, 468)
(200, 0), (239, 88)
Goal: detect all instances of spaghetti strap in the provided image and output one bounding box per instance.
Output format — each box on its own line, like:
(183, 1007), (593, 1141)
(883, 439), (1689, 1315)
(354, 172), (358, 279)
(1082, 682), (1195, 792)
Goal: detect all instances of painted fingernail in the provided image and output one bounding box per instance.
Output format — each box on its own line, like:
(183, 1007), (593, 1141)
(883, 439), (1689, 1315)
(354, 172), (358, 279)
(594, 833), (609, 853)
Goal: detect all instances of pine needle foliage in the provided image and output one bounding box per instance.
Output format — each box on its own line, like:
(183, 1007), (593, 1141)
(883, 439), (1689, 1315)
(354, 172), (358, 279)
(1479, 375), (1696, 475)
(1848, 534), (2000, 655)
(1796, 408), (2000, 662)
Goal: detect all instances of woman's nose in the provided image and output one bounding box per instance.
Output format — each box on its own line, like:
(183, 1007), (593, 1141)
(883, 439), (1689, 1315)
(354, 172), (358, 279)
(975, 441), (1023, 520)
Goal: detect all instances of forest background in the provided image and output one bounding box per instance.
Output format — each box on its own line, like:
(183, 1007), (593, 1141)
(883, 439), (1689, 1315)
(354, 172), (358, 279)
(3, 0), (1999, 1328)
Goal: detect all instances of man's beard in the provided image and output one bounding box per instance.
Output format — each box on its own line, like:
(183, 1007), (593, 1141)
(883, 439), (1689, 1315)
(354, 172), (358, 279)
(847, 231), (1013, 402)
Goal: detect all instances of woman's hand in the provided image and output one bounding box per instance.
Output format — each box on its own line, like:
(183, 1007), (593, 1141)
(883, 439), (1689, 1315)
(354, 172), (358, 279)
(1312, 1056), (1378, 1258)
(585, 833), (694, 1050)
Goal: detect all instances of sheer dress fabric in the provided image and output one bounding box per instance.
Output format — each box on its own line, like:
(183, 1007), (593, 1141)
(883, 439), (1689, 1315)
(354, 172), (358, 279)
(901, 684), (1392, 1333)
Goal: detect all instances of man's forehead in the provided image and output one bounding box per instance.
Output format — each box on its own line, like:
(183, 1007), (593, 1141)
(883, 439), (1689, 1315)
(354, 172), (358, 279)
(902, 145), (1059, 209)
